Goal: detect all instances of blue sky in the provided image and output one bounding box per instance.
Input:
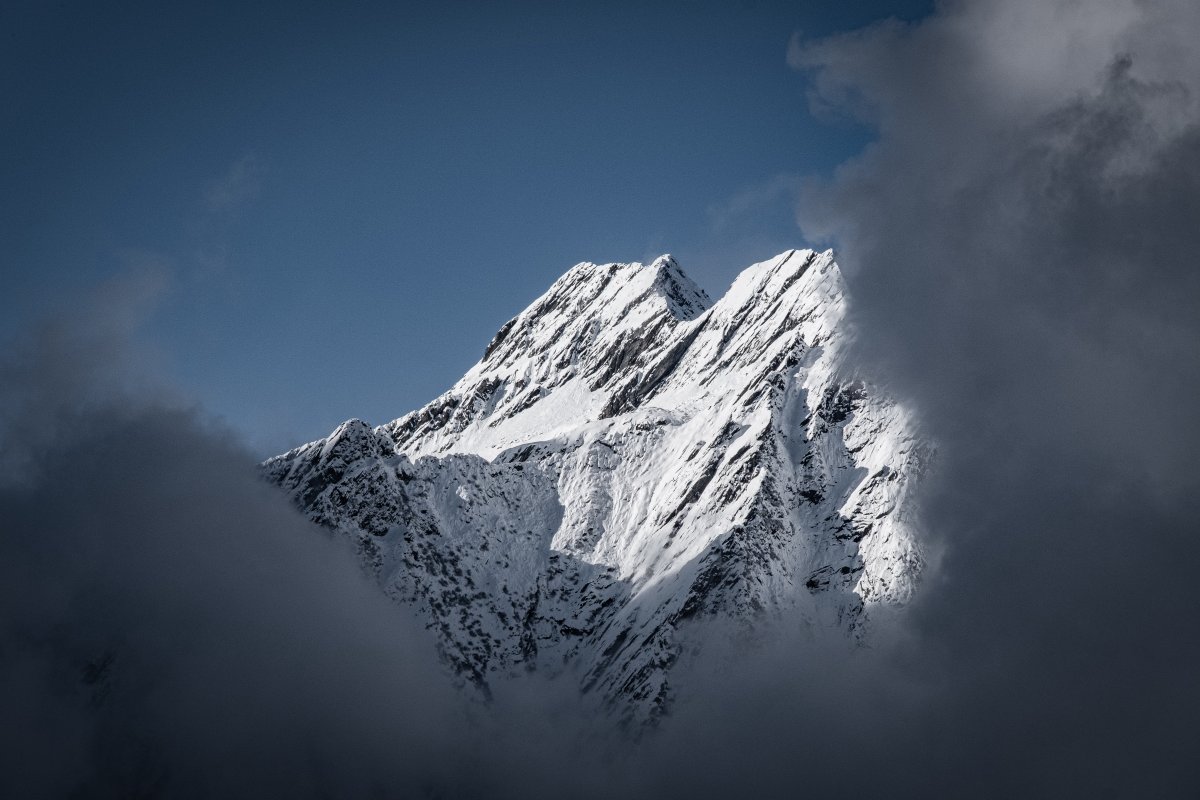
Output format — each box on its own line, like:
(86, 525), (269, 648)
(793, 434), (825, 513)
(2, 0), (932, 454)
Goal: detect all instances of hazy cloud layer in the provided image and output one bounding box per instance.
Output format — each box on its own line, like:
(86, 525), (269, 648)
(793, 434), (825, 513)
(774, 0), (1199, 793)
(0, 282), (633, 799)
(594, 2), (1200, 794)
(0, 284), (473, 798)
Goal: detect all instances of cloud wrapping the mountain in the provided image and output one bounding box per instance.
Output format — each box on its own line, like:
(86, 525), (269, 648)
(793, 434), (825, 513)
(0, 280), (642, 800)
(543, 1), (1200, 796)
(0, 286), (478, 798)
(643, 0), (1200, 794)
(623, 2), (1200, 794)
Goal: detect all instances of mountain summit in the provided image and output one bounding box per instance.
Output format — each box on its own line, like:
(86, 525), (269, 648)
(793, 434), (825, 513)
(264, 250), (923, 724)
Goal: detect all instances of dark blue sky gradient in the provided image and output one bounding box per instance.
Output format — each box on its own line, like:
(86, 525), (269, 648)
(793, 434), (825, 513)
(2, 0), (932, 453)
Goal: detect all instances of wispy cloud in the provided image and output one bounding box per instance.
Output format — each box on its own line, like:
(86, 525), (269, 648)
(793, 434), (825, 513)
(705, 173), (802, 234)
(202, 153), (262, 213)
(187, 152), (265, 280)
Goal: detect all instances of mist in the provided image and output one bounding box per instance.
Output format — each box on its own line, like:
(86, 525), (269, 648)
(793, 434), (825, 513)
(786, 0), (1199, 793)
(638, 1), (1200, 796)
(0, 284), (472, 797)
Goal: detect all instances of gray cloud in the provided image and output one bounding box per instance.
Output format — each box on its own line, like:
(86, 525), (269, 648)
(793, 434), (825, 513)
(0, 278), (653, 800)
(0, 281), (475, 798)
(770, 0), (1200, 794)
(485, 2), (1200, 796)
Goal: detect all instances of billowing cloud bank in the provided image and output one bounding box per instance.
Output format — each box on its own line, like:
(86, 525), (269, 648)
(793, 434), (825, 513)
(0, 300), (475, 796)
(626, 4), (1200, 795)
(783, 0), (1200, 794)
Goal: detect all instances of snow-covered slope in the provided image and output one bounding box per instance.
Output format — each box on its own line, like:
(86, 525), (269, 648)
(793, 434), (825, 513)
(264, 250), (923, 724)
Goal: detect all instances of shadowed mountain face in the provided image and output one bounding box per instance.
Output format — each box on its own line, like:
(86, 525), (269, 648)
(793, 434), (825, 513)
(264, 250), (924, 725)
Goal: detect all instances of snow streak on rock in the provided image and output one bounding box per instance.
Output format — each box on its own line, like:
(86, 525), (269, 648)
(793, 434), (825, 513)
(264, 250), (923, 725)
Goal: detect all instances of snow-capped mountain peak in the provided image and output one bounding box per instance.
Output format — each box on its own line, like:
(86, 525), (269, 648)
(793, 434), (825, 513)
(264, 250), (922, 724)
